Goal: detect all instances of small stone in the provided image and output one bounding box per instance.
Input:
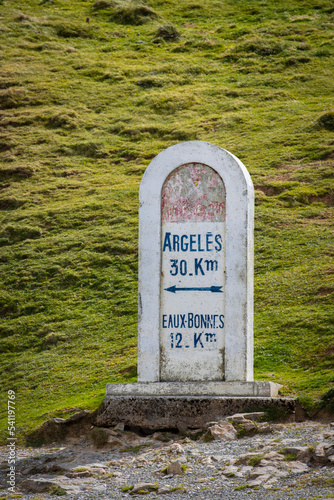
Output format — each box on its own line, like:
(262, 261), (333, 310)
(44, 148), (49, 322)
(66, 470), (92, 478)
(325, 444), (334, 456)
(131, 482), (159, 494)
(283, 460), (309, 474)
(84, 462), (108, 470)
(203, 421), (218, 429)
(91, 467), (106, 475)
(258, 423), (272, 434)
(314, 444), (327, 464)
(22, 478), (55, 493)
(258, 459), (272, 466)
(108, 460), (121, 466)
(222, 465), (239, 477)
(243, 421), (257, 432)
(22, 462), (67, 475)
(227, 412), (265, 423)
(22, 477), (79, 494)
(166, 443), (184, 454)
(283, 446), (311, 462)
(244, 412), (265, 422)
(113, 471), (123, 477)
(241, 466), (253, 474)
(264, 451), (284, 461)
(248, 466), (278, 480)
(107, 435), (126, 448)
(322, 431), (334, 439)
(226, 415), (246, 424)
(248, 473), (271, 486)
(187, 429), (203, 439)
(272, 424), (285, 432)
(158, 485), (173, 494)
(167, 461), (183, 475)
(182, 437), (191, 443)
(208, 421), (237, 441)
(263, 478), (278, 489)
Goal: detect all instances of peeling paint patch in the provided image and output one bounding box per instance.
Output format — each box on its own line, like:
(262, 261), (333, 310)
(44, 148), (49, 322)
(162, 163), (226, 222)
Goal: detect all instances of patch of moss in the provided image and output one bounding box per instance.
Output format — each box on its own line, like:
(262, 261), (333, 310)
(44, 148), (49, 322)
(121, 485), (134, 492)
(202, 432), (214, 442)
(284, 453), (298, 461)
(235, 484), (250, 490)
(171, 485), (186, 492)
(248, 454), (264, 467)
(48, 485), (67, 496)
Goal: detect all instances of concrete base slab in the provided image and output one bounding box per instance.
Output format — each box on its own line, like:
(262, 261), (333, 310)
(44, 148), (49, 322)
(106, 381), (282, 398)
(96, 395), (296, 430)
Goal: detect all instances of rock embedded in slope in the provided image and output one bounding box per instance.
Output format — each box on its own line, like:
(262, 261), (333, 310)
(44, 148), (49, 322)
(208, 421), (237, 441)
(130, 482), (159, 494)
(166, 460), (184, 475)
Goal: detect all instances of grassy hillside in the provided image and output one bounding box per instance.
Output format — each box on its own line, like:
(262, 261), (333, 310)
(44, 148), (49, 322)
(0, 0), (333, 440)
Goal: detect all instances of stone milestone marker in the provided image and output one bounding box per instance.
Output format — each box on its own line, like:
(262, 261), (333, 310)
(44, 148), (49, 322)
(98, 142), (286, 430)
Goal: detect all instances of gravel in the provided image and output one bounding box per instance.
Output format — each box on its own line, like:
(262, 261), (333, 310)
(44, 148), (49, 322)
(1, 420), (333, 499)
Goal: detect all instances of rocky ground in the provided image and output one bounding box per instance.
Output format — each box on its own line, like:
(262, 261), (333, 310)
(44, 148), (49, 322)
(1, 413), (333, 499)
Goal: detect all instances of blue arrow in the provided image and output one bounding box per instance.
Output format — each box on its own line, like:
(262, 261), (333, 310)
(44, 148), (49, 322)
(165, 285), (223, 293)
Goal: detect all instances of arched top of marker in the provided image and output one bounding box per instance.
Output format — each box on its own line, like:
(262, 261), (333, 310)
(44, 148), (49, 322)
(140, 141), (253, 208)
(162, 163), (225, 223)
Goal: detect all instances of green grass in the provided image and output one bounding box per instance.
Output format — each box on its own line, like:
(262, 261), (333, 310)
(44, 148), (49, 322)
(0, 0), (333, 441)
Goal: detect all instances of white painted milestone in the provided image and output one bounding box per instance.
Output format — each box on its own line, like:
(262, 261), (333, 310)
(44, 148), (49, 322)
(105, 141), (282, 398)
(137, 141), (254, 384)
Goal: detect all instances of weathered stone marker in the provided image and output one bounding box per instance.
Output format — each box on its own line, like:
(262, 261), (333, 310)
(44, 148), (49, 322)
(98, 142), (287, 430)
(137, 141), (256, 386)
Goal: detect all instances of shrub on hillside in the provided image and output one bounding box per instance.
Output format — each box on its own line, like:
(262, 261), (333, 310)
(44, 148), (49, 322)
(222, 36), (284, 61)
(53, 21), (94, 38)
(154, 23), (181, 41)
(317, 111), (334, 131)
(110, 1), (158, 25)
(93, 0), (115, 9)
